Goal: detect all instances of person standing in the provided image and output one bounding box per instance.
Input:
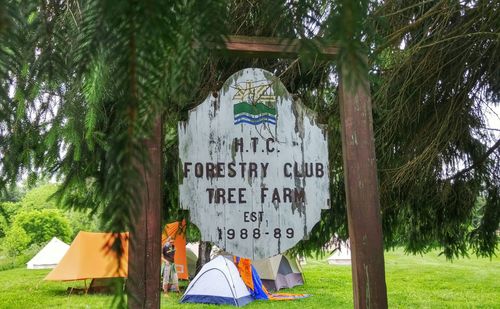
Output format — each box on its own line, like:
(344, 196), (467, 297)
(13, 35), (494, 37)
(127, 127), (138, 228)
(162, 237), (179, 295)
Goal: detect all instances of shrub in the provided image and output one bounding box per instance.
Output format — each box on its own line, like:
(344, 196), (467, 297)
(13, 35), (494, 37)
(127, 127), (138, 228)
(2, 224), (31, 256)
(0, 201), (20, 223)
(0, 215), (8, 238)
(0, 244), (40, 271)
(10, 209), (73, 246)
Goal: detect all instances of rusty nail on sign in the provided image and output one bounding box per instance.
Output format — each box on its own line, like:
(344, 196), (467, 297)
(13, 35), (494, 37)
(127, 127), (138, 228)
(178, 68), (330, 260)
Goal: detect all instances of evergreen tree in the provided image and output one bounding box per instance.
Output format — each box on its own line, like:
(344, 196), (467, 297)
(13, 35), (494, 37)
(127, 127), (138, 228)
(372, 0), (499, 258)
(0, 2), (498, 306)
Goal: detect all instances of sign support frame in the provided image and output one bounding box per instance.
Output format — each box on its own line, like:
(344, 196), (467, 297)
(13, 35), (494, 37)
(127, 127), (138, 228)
(129, 35), (388, 308)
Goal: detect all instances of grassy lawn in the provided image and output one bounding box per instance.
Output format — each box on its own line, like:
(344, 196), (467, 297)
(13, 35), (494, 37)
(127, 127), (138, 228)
(0, 249), (498, 308)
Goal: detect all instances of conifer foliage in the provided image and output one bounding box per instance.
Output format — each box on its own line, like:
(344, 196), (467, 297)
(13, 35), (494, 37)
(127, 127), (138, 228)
(0, 0), (498, 284)
(0, 0), (227, 234)
(1, 2), (227, 304)
(372, 0), (500, 258)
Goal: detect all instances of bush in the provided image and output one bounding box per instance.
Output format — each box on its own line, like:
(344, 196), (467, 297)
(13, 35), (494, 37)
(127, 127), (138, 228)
(0, 215), (8, 238)
(1, 184), (100, 249)
(0, 201), (20, 223)
(0, 202), (19, 238)
(0, 244), (40, 271)
(10, 209), (73, 246)
(2, 224), (31, 256)
(65, 209), (100, 239)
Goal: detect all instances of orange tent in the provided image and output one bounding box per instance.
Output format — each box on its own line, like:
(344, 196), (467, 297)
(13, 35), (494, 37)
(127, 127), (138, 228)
(45, 231), (128, 281)
(161, 221), (189, 280)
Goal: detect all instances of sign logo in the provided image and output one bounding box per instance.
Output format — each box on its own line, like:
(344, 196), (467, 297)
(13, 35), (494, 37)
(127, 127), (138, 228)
(233, 81), (277, 126)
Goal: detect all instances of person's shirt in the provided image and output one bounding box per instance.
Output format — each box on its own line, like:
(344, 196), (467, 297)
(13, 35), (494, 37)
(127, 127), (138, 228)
(162, 242), (175, 263)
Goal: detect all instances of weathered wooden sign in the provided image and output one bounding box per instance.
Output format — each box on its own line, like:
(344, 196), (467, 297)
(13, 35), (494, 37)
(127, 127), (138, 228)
(178, 68), (329, 260)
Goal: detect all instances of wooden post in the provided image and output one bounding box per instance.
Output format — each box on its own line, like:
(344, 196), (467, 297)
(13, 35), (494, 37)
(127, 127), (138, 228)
(339, 67), (388, 308)
(128, 117), (163, 309)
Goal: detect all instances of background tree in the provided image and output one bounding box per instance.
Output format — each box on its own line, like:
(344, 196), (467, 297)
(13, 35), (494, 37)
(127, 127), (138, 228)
(17, 183), (58, 210)
(10, 209), (72, 246)
(2, 224), (30, 256)
(0, 182), (99, 244)
(371, 0), (499, 258)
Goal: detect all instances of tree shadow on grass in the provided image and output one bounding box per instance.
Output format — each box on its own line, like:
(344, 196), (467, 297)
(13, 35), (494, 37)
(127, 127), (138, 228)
(45, 288), (73, 297)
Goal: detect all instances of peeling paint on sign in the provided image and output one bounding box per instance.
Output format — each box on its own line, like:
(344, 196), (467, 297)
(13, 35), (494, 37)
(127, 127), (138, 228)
(178, 68), (330, 260)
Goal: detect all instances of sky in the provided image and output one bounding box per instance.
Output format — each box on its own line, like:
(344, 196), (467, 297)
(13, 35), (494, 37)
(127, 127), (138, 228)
(484, 104), (500, 144)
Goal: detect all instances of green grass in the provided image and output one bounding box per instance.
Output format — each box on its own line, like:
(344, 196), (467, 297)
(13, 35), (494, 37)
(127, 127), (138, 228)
(0, 249), (498, 308)
(385, 250), (500, 308)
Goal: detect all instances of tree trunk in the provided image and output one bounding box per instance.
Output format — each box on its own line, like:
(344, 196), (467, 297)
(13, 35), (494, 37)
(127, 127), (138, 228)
(196, 241), (212, 274)
(128, 118), (163, 309)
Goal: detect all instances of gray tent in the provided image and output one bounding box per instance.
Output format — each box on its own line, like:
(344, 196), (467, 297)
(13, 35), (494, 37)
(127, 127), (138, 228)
(252, 254), (304, 291)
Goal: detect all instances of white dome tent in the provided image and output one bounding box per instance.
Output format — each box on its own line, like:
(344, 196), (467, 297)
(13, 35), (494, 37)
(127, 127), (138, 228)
(26, 237), (70, 269)
(180, 255), (253, 306)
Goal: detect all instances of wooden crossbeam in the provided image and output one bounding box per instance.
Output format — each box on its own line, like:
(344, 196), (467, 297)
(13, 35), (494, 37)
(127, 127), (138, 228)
(217, 35), (339, 59)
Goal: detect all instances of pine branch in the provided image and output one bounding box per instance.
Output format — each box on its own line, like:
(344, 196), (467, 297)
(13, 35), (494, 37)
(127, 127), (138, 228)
(445, 139), (500, 181)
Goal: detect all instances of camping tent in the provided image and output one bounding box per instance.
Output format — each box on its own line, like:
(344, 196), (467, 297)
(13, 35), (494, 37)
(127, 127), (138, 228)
(180, 256), (253, 306)
(27, 237), (70, 269)
(45, 232), (128, 283)
(327, 242), (351, 265)
(186, 242), (199, 255)
(187, 242), (220, 259)
(252, 254), (304, 291)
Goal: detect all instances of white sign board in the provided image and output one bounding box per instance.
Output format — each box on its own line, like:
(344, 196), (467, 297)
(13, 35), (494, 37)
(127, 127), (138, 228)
(179, 68), (329, 260)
